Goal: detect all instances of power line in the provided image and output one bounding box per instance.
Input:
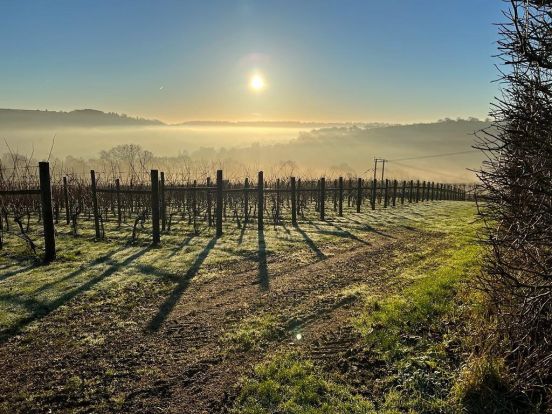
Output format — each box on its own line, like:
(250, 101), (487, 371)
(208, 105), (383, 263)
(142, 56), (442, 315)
(388, 149), (478, 162)
(390, 160), (475, 182)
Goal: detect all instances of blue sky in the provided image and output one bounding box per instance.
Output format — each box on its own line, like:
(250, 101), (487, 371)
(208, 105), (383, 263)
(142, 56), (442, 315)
(0, 1), (502, 122)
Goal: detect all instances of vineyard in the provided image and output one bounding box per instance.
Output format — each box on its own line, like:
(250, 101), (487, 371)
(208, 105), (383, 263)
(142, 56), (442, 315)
(0, 161), (469, 261)
(0, 161), (482, 412)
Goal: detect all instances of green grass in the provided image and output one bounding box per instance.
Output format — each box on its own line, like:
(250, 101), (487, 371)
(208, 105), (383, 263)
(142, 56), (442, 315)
(0, 202), (471, 339)
(231, 353), (376, 414)
(229, 203), (487, 414)
(353, 234), (481, 355)
(223, 312), (283, 351)
(348, 204), (488, 413)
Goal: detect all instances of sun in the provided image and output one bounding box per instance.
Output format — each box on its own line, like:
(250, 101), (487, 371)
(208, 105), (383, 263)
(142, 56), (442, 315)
(249, 74), (265, 91)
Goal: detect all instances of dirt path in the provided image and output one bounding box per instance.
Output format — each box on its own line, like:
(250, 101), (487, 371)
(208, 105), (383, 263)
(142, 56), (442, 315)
(0, 224), (446, 413)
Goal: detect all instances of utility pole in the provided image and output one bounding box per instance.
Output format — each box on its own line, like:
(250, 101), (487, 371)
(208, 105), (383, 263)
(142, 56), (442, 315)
(373, 158), (387, 181)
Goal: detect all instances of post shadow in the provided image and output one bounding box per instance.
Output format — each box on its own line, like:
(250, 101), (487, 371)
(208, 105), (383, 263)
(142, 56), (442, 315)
(0, 245), (151, 343)
(257, 226), (269, 291)
(147, 236), (217, 332)
(293, 223), (326, 260)
(344, 217), (394, 239)
(323, 220), (371, 246)
(34, 245), (129, 294)
(167, 233), (198, 258)
(0, 264), (36, 283)
(238, 219), (248, 245)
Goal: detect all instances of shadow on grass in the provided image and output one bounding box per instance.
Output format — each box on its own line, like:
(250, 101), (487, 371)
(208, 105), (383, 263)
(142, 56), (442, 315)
(258, 226), (269, 291)
(34, 245), (129, 294)
(238, 220), (248, 245)
(346, 217), (394, 238)
(293, 224), (325, 260)
(147, 236), (217, 332)
(0, 264), (36, 283)
(0, 245), (152, 343)
(322, 220), (370, 246)
(166, 233), (198, 258)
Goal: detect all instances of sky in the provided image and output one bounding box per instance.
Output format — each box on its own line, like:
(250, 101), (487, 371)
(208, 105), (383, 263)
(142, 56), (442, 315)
(0, 0), (503, 123)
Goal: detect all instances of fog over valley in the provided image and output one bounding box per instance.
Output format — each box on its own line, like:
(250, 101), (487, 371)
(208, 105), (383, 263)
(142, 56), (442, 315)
(0, 109), (487, 182)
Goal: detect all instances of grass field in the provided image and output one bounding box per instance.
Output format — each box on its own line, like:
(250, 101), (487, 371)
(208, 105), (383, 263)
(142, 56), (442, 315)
(0, 202), (485, 413)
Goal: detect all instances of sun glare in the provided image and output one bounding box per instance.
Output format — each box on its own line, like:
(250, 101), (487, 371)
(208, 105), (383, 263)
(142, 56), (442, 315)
(250, 74), (265, 91)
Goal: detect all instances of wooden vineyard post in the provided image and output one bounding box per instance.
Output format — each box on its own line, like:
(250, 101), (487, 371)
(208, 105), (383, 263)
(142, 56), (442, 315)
(297, 178), (301, 217)
(63, 176), (70, 225)
(291, 176), (297, 225)
(244, 177), (249, 223)
(401, 180), (406, 204)
(415, 180), (420, 203)
(320, 177), (326, 220)
(409, 180), (414, 203)
(216, 170), (223, 237)
(370, 178), (378, 210)
(392, 179), (397, 207)
(39, 162), (56, 262)
(90, 170), (101, 239)
(338, 176), (344, 217)
(192, 180), (197, 219)
(114, 178), (122, 227)
(207, 177), (212, 227)
(348, 178), (352, 207)
(384, 179), (389, 208)
(160, 172), (166, 231)
(276, 178), (280, 222)
(421, 181), (426, 202)
(356, 178), (362, 213)
(151, 169), (161, 245)
(258, 171), (264, 231)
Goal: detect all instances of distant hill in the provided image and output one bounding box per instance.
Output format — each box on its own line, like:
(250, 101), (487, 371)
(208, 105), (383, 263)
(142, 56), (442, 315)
(0, 109), (164, 128)
(176, 120), (390, 128)
(190, 118), (492, 181)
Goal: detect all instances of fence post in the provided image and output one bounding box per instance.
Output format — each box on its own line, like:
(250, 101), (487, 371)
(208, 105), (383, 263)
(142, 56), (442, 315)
(348, 178), (352, 207)
(297, 178), (301, 216)
(90, 170), (101, 239)
(320, 177), (325, 220)
(207, 177), (212, 227)
(216, 170), (223, 237)
(371, 179), (377, 210)
(276, 178), (281, 222)
(39, 162), (56, 262)
(258, 171), (264, 230)
(415, 180), (420, 203)
(392, 179), (397, 207)
(338, 177), (343, 217)
(150, 170), (161, 244)
(115, 178), (122, 227)
(356, 178), (362, 213)
(63, 176), (70, 225)
(291, 177), (297, 225)
(160, 172), (166, 231)
(192, 179), (197, 219)
(244, 177), (249, 223)
(384, 179), (389, 208)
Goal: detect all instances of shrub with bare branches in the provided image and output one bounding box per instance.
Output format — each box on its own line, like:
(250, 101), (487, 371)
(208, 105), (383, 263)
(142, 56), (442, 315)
(476, 0), (552, 404)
